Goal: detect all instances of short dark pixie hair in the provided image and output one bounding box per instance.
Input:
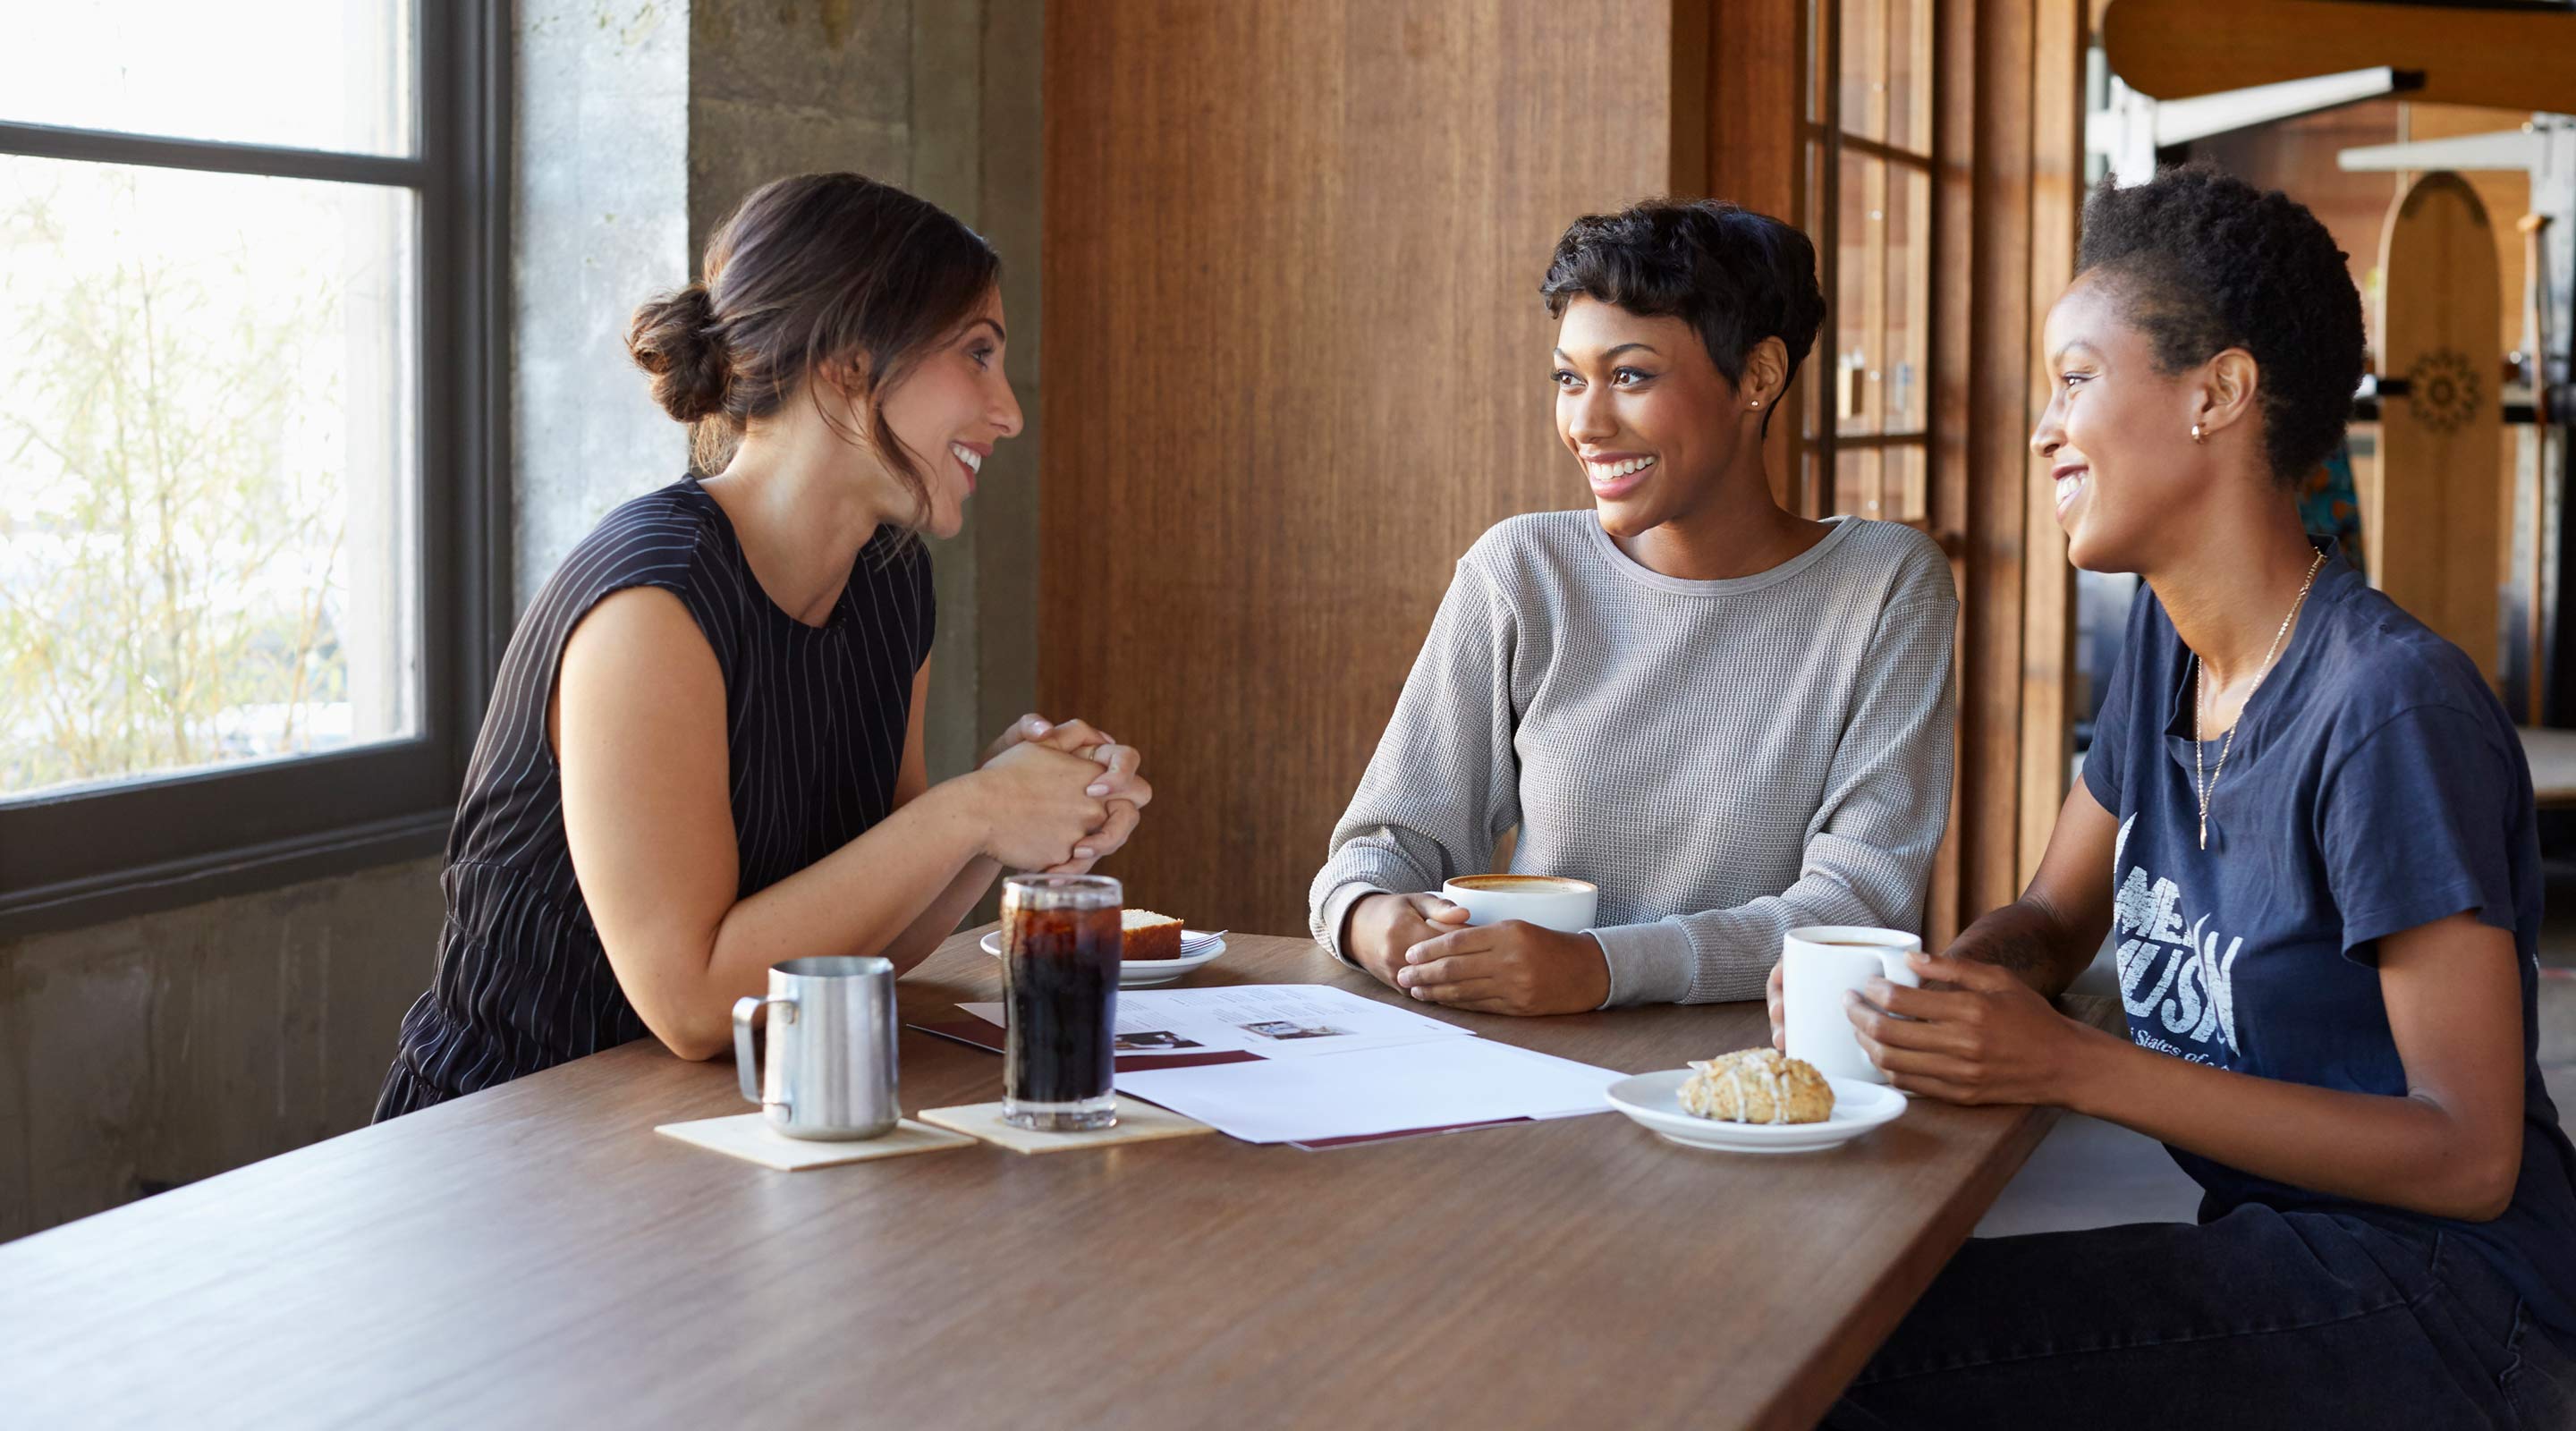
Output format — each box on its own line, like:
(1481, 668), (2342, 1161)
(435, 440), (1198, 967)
(1540, 198), (1826, 428)
(2076, 165), (2364, 486)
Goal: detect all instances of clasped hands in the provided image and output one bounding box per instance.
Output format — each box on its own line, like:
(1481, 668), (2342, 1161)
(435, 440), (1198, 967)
(976, 714), (1153, 876)
(1762, 949), (2106, 1105)
(1345, 892), (1609, 1016)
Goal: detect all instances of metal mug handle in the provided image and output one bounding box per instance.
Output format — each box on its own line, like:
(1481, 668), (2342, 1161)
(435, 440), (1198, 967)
(732, 995), (797, 1108)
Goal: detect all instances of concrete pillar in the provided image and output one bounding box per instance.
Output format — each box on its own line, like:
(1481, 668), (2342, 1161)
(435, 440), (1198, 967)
(911, 0), (987, 783)
(512, 0), (692, 606)
(972, 2), (1044, 767)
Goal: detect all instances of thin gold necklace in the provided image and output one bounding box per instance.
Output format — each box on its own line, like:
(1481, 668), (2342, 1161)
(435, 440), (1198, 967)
(2192, 549), (2328, 851)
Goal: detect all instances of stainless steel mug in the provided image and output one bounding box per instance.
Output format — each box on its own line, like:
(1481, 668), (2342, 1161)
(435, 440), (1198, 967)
(732, 955), (900, 1140)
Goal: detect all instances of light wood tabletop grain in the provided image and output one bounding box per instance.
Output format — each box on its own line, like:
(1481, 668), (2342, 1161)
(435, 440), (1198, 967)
(0, 927), (2114, 1430)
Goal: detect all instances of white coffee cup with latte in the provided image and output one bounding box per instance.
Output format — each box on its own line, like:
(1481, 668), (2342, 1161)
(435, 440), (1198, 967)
(1438, 874), (1599, 934)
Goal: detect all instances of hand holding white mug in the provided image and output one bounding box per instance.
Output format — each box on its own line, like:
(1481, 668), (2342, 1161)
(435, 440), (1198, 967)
(1843, 950), (2106, 1105)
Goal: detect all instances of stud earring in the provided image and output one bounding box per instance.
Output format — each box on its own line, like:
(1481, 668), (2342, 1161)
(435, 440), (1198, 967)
(2190, 421), (2206, 444)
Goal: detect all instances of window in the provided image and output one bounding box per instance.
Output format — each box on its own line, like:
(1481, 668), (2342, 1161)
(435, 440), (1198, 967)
(0, 3), (504, 933)
(1801, 0), (1936, 523)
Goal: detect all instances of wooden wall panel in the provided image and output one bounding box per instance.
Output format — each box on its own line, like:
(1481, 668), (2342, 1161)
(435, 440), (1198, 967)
(1701, 0), (1807, 511)
(1704, 0), (1801, 220)
(1041, 1), (1678, 932)
(1670, 0), (1712, 199)
(1938, 0), (2089, 927)
(1926, 0), (1988, 943)
(1945, 0), (2042, 931)
(2014, 0), (2086, 889)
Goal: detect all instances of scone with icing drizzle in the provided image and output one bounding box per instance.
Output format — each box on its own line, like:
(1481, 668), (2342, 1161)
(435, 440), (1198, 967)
(1678, 1048), (1835, 1125)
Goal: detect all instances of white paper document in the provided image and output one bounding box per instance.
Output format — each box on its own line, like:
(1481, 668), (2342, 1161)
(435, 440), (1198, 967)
(1113, 1038), (1623, 1144)
(957, 984), (1476, 1061)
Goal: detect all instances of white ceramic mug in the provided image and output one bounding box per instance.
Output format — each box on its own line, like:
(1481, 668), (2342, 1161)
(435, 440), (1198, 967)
(1782, 926), (1923, 1086)
(1438, 874), (1599, 934)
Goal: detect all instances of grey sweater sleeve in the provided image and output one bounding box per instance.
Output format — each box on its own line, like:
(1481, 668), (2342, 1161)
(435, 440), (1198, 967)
(1308, 559), (1521, 961)
(1589, 585), (1960, 1004)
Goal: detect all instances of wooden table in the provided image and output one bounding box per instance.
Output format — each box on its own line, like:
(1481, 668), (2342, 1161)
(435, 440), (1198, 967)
(0, 929), (2103, 1430)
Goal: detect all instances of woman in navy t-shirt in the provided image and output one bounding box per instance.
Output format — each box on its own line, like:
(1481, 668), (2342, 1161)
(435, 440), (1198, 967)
(1801, 167), (2576, 1427)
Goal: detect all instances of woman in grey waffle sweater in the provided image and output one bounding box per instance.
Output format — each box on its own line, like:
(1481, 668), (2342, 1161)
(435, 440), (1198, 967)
(1309, 199), (1957, 1014)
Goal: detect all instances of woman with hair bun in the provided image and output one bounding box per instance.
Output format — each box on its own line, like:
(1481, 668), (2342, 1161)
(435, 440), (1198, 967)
(1809, 166), (2576, 1427)
(376, 173), (1148, 1114)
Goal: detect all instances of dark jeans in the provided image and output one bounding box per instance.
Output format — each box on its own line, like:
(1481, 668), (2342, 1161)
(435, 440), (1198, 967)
(1826, 1204), (2576, 1429)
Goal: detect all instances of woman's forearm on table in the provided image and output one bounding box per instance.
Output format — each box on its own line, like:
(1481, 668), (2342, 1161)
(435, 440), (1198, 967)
(2068, 1036), (2521, 1222)
(667, 783), (990, 1052)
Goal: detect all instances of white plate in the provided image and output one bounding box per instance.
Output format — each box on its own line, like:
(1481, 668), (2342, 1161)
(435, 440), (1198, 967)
(979, 931), (1228, 987)
(1604, 1069), (1906, 1154)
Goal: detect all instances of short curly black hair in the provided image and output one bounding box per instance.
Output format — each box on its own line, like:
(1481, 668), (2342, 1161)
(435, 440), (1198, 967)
(2075, 165), (2364, 486)
(1541, 199), (1826, 431)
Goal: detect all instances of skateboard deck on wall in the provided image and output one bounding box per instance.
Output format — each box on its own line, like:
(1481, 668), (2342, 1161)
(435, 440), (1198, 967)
(2376, 170), (2505, 690)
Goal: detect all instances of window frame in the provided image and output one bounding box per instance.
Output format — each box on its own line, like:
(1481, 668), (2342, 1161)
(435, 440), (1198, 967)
(1799, 0), (1938, 525)
(0, 1), (509, 937)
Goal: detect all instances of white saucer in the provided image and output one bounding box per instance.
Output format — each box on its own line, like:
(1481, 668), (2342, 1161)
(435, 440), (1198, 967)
(1604, 1069), (1906, 1154)
(979, 931), (1228, 987)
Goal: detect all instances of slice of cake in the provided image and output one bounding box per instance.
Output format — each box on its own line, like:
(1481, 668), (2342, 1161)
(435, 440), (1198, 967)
(1120, 909), (1184, 962)
(1679, 1048), (1835, 1125)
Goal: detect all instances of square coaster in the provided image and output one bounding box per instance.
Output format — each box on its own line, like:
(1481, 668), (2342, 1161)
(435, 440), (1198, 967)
(656, 1113), (974, 1171)
(915, 1096), (1214, 1155)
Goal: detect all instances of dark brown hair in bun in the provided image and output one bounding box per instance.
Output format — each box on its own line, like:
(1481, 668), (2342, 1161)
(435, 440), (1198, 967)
(624, 172), (1001, 510)
(627, 282), (731, 424)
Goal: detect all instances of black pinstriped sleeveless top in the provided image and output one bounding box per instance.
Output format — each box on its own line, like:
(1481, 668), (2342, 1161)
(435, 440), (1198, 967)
(375, 477), (934, 1119)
